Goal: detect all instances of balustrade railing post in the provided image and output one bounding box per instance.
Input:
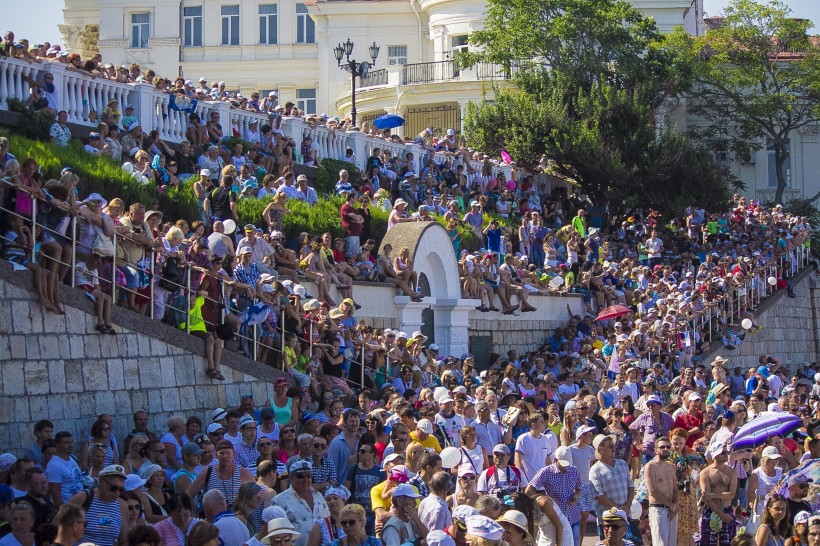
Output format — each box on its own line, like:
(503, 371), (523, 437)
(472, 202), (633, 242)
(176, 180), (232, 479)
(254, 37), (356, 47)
(70, 217), (77, 288)
(31, 198), (37, 261)
(149, 251), (155, 319)
(281, 308), (286, 371)
(361, 345), (366, 388)
(110, 229), (117, 302)
(185, 266), (191, 333)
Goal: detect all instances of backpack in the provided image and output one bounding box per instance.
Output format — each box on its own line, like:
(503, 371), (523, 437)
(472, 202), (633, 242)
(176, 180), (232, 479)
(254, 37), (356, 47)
(164, 293), (188, 329)
(158, 256), (184, 291)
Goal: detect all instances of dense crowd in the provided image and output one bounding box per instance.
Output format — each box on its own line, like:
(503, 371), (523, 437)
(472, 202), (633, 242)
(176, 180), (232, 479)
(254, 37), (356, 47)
(3, 26), (820, 546)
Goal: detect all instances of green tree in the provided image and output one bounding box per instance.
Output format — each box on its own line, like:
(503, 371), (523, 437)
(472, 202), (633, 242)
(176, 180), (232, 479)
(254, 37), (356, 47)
(461, 0), (737, 218)
(666, 0), (820, 205)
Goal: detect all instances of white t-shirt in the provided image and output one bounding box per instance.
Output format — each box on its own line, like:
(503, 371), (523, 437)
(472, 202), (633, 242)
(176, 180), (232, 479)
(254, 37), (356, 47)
(435, 412), (466, 448)
(557, 383), (579, 401)
(45, 455), (84, 502)
(515, 432), (554, 482)
(569, 444), (595, 483)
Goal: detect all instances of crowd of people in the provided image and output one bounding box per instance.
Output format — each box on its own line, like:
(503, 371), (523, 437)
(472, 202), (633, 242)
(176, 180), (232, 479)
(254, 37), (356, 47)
(2, 25), (820, 546)
(4, 343), (820, 546)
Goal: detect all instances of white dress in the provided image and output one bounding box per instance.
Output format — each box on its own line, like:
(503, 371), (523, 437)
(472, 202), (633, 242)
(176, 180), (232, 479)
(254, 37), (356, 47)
(534, 496), (574, 546)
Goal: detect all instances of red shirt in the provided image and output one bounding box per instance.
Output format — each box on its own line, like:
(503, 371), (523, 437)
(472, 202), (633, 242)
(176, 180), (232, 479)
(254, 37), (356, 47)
(673, 410), (703, 447)
(340, 202), (363, 237)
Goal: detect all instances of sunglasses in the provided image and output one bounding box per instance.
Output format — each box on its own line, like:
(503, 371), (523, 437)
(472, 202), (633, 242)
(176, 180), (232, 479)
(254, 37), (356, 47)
(105, 481), (124, 493)
(340, 520), (358, 527)
(359, 448), (373, 454)
(313, 443), (327, 449)
(460, 475), (476, 481)
(258, 442), (274, 448)
(293, 472), (312, 479)
(268, 537), (292, 545)
(127, 504), (141, 511)
(603, 524), (625, 530)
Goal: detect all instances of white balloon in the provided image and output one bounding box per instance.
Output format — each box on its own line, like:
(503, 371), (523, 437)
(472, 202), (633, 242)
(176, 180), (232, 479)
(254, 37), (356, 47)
(630, 500), (642, 520)
(741, 318), (753, 330)
(549, 276), (564, 289)
(440, 447), (461, 468)
(121, 162), (134, 174)
(768, 276), (777, 286)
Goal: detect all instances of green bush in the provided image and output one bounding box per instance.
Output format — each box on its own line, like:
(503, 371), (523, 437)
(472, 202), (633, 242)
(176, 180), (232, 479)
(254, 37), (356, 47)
(317, 158), (359, 196)
(2, 129), (437, 253)
(6, 98), (58, 142)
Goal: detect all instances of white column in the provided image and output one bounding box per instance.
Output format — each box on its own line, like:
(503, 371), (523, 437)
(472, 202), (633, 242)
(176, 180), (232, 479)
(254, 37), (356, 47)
(432, 299), (473, 358)
(346, 129), (366, 171)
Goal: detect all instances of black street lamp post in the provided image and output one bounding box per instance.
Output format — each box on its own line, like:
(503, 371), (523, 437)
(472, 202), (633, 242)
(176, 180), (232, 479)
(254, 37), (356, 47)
(333, 38), (379, 128)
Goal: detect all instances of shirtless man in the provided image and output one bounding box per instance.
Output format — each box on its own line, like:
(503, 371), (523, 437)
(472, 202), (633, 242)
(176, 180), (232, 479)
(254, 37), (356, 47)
(698, 442), (738, 546)
(645, 437), (678, 546)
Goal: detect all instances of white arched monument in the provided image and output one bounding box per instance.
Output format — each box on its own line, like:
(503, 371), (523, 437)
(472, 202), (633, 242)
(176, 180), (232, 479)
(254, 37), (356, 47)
(379, 221), (473, 357)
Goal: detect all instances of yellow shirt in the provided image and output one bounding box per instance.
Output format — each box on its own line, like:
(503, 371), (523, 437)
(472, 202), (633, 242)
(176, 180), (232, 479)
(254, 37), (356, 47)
(183, 295), (207, 332)
(409, 431), (442, 453)
(370, 481), (420, 512)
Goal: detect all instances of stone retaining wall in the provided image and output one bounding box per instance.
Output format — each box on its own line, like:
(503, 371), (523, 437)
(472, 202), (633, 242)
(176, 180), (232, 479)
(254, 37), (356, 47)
(700, 267), (819, 372)
(0, 262), (283, 456)
(469, 317), (565, 356)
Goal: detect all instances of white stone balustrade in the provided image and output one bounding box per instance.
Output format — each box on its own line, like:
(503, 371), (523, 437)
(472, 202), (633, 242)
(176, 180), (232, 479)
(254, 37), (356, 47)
(434, 151), (512, 183)
(0, 56), (428, 174)
(0, 57), (40, 113)
(229, 108), (269, 143)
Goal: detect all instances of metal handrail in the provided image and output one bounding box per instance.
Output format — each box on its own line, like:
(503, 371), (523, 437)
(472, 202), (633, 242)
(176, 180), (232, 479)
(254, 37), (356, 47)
(0, 190), (280, 367)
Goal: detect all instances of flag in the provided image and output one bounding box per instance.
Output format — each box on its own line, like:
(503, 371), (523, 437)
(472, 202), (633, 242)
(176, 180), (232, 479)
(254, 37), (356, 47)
(679, 331), (692, 348)
(169, 93), (198, 113)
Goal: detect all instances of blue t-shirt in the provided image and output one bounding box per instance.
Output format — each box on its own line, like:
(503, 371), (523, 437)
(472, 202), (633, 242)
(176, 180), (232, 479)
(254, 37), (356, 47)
(486, 228), (502, 253)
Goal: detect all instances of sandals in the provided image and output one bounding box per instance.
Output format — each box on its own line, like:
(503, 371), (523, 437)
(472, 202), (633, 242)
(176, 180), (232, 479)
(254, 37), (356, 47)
(97, 324), (117, 335)
(489, 306), (500, 312)
(207, 369), (225, 380)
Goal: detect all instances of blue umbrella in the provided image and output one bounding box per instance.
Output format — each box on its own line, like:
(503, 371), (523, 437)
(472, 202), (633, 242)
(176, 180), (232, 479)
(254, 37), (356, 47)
(372, 114), (405, 129)
(733, 411), (802, 451)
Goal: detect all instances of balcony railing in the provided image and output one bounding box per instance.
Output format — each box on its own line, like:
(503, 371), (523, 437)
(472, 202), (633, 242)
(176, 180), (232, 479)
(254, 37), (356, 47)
(402, 60), (457, 85)
(357, 68), (388, 89)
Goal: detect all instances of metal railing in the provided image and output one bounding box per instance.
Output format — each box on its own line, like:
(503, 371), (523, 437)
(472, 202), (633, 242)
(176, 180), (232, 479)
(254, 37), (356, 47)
(357, 69), (388, 89)
(402, 60), (457, 85)
(0, 185), (399, 391)
(686, 244), (811, 350)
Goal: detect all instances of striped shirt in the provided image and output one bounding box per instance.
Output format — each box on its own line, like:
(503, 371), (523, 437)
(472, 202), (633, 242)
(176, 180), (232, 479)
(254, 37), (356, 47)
(82, 493), (122, 546)
(206, 465), (242, 507)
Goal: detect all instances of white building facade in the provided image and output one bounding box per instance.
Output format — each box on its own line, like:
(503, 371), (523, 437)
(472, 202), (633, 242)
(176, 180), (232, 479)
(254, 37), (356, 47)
(59, 0), (820, 204)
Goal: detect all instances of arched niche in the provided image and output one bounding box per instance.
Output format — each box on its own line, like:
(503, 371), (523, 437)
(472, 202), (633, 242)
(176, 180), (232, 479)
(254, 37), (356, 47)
(379, 222), (462, 300)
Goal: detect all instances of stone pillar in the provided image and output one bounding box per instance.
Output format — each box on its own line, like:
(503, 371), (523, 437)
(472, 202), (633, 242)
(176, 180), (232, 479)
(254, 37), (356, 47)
(346, 129), (367, 171)
(46, 63), (68, 117)
(394, 296), (427, 335)
(133, 82), (155, 132)
(432, 298), (473, 357)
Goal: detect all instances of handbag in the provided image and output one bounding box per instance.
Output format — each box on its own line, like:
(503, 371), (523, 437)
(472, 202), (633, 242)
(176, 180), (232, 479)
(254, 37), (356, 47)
(92, 231), (115, 257)
(215, 280), (234, 341)
(158, 256), (183, 290)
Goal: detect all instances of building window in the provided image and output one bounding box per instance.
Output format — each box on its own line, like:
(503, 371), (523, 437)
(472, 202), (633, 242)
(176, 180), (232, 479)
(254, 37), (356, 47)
(259, 4), (278, 45)
(387, 45), (407, 66)
(767, 138), (791, 188)
(221, 5), (240, 46)
(296, 4), (315, 44)
(451, 35), (469, 54)
(130, 13), (150, 49)
(296, 88), (316, 114)
(183, 6), (202, 47)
